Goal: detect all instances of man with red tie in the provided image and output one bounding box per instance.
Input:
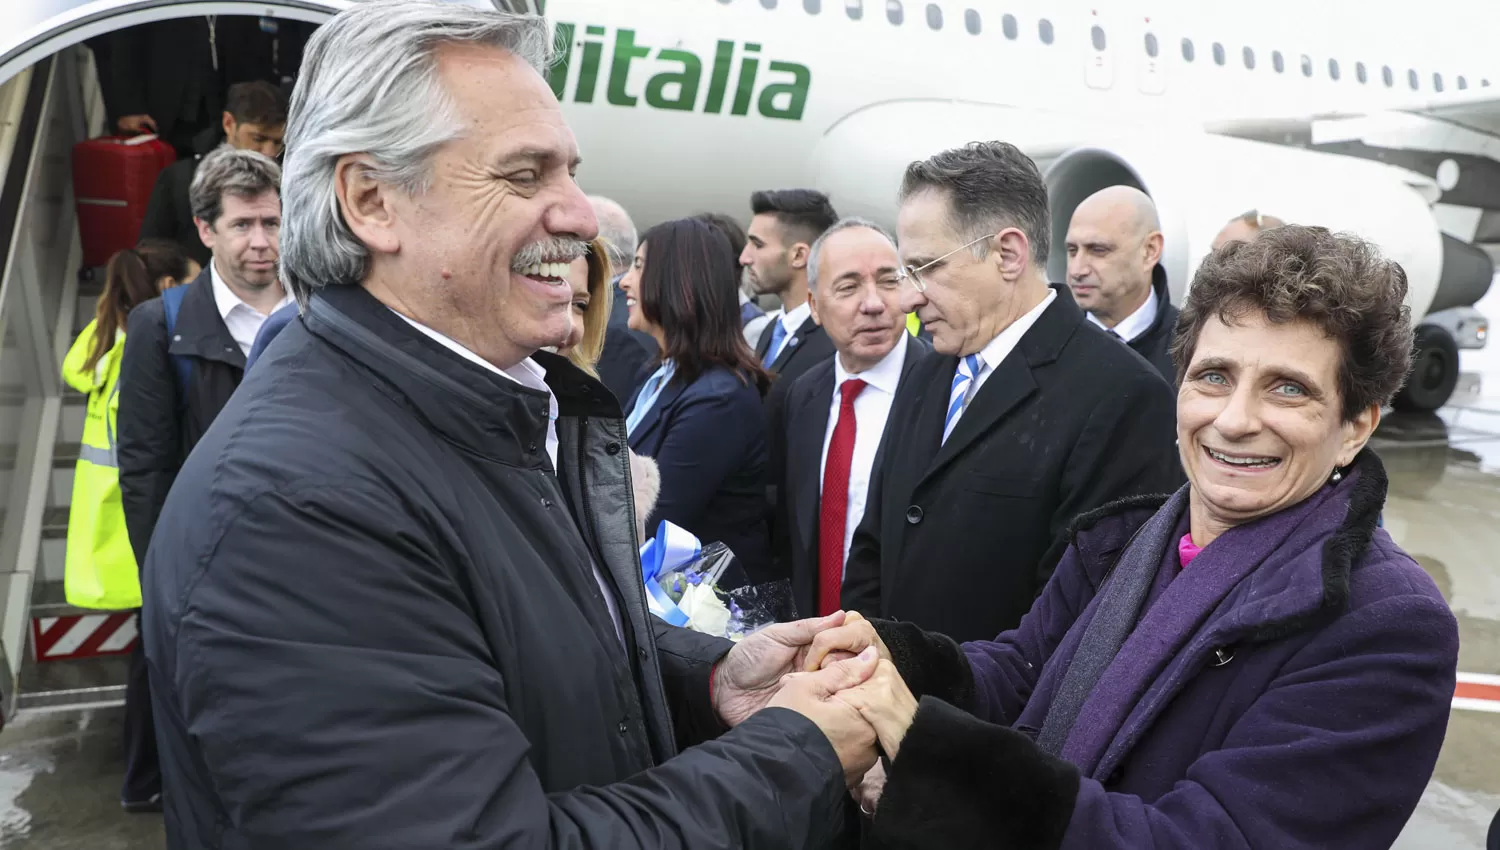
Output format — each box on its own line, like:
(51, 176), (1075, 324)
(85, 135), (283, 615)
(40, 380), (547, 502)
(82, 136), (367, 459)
(770, 218), (931, 619)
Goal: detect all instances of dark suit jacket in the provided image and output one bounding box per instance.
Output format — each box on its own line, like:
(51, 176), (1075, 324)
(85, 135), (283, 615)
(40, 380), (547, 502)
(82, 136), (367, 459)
(841, 285), (1185, 643)
(1126, 264), (1180, 385)
(772, 333), (932, 619)
(757, 312), (835, 507)
(598, 279), (656, 405)
(626, 365), (772, 583)
(139, 126), (221, 268)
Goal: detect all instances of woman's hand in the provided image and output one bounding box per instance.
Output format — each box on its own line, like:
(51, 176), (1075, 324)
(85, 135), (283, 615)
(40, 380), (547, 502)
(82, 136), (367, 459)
(832, 658), (918, 759)
(802, 610), (893, 672)
(851, 760), (886, 817)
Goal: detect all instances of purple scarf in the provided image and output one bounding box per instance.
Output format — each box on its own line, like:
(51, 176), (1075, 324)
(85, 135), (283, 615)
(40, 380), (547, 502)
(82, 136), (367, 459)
(1039, 474), (1353, 779)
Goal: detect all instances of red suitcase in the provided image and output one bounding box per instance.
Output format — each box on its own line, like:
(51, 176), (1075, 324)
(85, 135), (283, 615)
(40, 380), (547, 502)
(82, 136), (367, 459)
(72, 134), (176, 268)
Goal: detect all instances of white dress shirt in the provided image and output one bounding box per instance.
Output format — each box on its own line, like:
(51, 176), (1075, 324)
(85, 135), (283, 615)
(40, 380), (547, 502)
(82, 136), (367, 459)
(964, 287), (1057, 403)
(818, 333), (910, 572)
(391, 310), (625, 645)
(210, 260), (293, 356)
(767, 300), (812, 361)
(1086, 284), (1157, 343)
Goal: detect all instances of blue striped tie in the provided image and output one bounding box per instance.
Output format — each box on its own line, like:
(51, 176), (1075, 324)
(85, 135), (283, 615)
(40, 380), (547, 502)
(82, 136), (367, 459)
(942, 354), (981, 444)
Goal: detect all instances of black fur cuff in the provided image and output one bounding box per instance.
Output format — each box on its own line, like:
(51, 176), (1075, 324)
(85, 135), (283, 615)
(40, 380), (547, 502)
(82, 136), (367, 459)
(867, 697), (1079, 850)
(873, 619), (976, 712)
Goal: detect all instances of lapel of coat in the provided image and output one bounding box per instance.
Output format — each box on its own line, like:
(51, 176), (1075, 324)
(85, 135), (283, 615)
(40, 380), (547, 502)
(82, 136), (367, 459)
(627, 378), (686, 452)
(755, 318), (776, 360)
(788, 364), (835, 573)
(770, 316), (819, 373)
(917, 288), (1077, 488)
(169, 269), (248, 370)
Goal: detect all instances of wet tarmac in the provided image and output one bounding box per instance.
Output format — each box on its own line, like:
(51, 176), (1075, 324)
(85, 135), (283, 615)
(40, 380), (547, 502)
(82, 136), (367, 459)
(5, 314), (1500, 849)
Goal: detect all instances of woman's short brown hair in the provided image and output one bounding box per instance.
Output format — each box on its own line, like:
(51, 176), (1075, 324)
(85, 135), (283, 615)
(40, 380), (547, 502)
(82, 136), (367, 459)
(565, 238), (614, 378)
(1171, 225), (1415, 421)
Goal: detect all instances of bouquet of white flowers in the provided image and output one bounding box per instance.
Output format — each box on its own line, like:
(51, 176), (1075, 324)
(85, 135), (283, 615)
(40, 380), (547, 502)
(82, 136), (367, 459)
(639, 521), (792, 641)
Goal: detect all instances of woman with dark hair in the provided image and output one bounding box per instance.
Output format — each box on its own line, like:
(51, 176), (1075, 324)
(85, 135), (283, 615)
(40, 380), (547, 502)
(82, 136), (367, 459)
(619, 217), (774, 579)
(810, 225), (1459, 850)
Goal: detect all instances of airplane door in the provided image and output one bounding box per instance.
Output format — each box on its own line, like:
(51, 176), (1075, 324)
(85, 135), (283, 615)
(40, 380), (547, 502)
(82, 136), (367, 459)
(1084, 10), (1114, 90)
(1135, 17), (1166, 95)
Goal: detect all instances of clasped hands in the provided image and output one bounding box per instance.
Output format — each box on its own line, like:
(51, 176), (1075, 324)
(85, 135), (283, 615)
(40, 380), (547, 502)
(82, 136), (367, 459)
(710, 610), (916, 812)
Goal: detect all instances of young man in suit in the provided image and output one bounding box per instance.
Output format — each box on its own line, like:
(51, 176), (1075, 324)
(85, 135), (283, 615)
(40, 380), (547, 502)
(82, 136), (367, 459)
(741, 189), (839, 389)
(841, 141), (1183, 644)
(1064, 186), (1179, 383)
(772, 219), (930, 620)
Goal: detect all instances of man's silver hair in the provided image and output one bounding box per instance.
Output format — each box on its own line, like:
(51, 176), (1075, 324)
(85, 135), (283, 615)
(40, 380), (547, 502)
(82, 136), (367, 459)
(279, 0), (552, 305)
(588, 196), (637, 275)
(189, 145), (281, 226)
(807, 216), (897, 291)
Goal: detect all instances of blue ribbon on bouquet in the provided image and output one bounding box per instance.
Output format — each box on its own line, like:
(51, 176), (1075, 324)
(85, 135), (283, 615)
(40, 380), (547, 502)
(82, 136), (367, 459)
(639, 521), (701, 627)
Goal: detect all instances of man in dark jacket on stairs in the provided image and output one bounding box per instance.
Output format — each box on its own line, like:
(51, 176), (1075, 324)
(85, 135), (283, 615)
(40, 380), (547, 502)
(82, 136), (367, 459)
(1064, 185), (1180, 384)
(139, 4), (883, 847)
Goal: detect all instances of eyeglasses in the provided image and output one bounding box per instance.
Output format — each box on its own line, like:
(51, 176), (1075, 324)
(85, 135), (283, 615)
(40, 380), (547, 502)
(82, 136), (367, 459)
(895, 233), (993, 293)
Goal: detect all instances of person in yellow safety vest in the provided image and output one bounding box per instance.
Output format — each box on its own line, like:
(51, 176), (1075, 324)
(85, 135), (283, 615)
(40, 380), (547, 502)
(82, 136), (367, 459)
(906, 311), (922, 336)
(61, 239), (197, 609)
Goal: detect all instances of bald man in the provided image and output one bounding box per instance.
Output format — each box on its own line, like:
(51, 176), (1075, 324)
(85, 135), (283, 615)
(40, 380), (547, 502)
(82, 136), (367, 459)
(1212, 209), (1287, 251)
(1064, 186), (1178, 382)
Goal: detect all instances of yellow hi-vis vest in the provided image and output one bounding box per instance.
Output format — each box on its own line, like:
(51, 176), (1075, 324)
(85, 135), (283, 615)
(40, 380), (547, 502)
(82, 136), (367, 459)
(61, 319), (139, 609)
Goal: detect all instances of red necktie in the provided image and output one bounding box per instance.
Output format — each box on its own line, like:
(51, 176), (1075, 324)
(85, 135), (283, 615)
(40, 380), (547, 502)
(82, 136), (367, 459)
(819, 378), (866, 616)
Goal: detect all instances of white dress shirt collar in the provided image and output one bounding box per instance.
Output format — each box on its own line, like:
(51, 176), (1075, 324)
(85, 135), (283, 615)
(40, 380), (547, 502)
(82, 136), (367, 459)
(974, 287), (1057, 376)
(833, 331), (909, 394)
(1086, 283), (1158, 343)
(779, 300), (812, 335)
(209, 260), (292, 356)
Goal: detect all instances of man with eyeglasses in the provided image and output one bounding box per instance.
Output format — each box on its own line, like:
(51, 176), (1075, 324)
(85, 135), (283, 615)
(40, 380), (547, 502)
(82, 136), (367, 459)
(141, 81), (288, 269)
(840, 141), (1183, 644)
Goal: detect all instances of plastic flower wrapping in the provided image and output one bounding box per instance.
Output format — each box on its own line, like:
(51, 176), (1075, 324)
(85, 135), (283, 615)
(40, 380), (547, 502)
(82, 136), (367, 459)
(640, 521), (794, 641)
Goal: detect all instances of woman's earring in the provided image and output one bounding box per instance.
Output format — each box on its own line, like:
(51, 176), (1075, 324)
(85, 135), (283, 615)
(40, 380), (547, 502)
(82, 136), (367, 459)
(1331, 467), (1344, 484)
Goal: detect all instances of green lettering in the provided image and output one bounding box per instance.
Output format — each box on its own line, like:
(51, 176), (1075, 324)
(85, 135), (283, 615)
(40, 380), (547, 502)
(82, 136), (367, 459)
(703, 41), (735, 114)
(757, 61), (811, 120)
(576, 26), (606, 103)
(731, 44), (761, 116)
(607, 29), (651, 107)
(645, 49), (703, 111)
(547, 22), (574, 100)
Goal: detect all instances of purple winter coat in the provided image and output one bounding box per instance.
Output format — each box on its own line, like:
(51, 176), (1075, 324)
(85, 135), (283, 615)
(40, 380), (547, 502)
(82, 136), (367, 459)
(866, 449), (1458, 850)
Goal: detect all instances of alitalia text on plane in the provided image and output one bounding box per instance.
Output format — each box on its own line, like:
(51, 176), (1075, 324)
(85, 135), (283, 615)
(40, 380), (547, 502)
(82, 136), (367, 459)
(549, 25), (812, 121)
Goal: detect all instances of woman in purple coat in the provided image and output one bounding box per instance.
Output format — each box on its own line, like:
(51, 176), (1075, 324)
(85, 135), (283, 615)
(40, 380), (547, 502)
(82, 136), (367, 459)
(811, 225), (1459, 849)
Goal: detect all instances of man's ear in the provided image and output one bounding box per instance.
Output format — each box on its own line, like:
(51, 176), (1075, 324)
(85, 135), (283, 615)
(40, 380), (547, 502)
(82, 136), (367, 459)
(790, 242), (811, 270)
(994, 229), (1030, 281)
(194, 216), (216, 252)
(1143, 231), (1165, 268)
(807, 286), (824, 326)
(335, 154), (401, 256)
(221, 111), (236, 141)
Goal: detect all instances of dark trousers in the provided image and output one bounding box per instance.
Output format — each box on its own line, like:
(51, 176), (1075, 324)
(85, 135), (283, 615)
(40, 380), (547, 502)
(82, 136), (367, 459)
(121, 617), (160, 803)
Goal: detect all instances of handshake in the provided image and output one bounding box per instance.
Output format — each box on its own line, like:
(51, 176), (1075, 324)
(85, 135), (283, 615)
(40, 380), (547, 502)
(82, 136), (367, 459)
(708, 610), (917, 812)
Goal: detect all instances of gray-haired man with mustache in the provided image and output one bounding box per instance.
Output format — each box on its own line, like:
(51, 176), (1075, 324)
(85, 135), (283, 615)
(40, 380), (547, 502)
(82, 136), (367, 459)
(140, 2), (880, 847)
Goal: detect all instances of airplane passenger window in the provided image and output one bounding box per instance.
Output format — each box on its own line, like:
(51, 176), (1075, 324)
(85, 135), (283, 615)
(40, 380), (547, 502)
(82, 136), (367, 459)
(1039, 18), (1054, 44)
(1181, 38), (1195, 62)
(1002, 13), (1018, 39)
(1434, 73), (1444, 92)
(1408, 69), (1419, 90)
(1091, 26), (1106, 51)
(1243, 47), (1255, 70)
(1485, 79), (1492, 88)
(1356, 62), (1367, 84)
(926, 3), (942, 29)
(965, 9), (981, 34)
(1300, 54), (1312, 77)
(761, 0), (776, 8)
(1272, 51), (1284, 73)
(1212, 42), (1225, 65)
(1144, 33), (1159, 58)
(1459, 76), (1468, 90)
(886, 0), (902, 24)
(1328, 59), (1340, 81)
(804, 0), (820, 12)
(1383, 65), (1394, 87)
(846, 0), (863, 19)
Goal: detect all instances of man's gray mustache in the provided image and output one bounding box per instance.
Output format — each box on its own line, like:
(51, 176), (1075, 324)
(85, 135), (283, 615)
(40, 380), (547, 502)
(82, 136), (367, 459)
(512, 238), (590, 269)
